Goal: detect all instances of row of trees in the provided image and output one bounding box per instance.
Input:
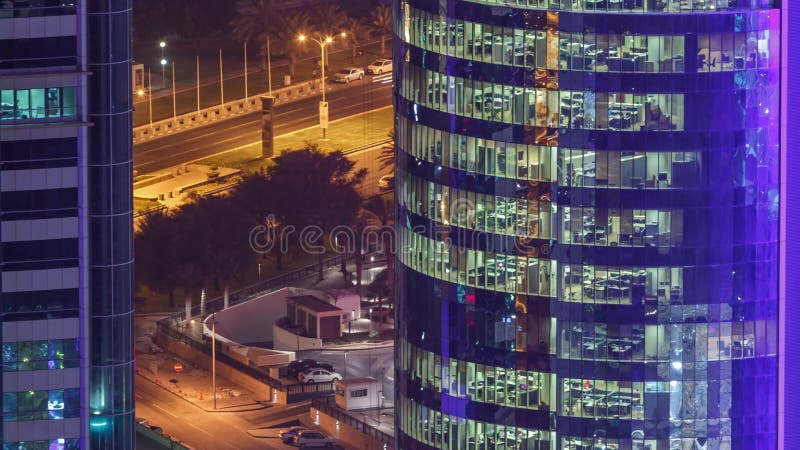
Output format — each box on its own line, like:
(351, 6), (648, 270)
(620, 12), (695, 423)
(135, 145), (394, 310)
(230, 1), (393, 75)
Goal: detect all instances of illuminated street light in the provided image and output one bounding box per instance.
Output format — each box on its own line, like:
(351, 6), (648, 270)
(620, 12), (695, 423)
(159, 41), (167, 89)
(298, 32), (345, 139)
(136, 89), (144, 97)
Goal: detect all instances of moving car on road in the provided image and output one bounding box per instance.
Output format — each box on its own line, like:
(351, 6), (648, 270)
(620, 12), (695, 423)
(298, 368), (342, 384)
(333, 67), (364, 83)
(294, 430), (335, 448)
(366, 59), (393, 74)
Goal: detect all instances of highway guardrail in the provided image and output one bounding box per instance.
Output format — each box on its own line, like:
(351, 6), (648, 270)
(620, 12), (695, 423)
(133, 80), (321, 145)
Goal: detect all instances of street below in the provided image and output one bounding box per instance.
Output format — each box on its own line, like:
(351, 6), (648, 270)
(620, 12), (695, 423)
(133, 80), (392, 174)
(135, 374), (310, 450)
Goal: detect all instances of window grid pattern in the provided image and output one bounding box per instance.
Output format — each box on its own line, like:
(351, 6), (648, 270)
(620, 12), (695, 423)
(394, 1), (780, 449)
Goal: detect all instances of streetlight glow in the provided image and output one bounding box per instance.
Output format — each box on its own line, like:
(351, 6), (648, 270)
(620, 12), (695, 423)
(136, 89), (144, 97)
(160, 58), (167, 66)
(159, 41), (166, 48)
(300, 31), (346, 139)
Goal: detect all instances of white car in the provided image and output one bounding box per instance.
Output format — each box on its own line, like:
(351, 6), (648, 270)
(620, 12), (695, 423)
(333, 67), (364, 83)
(279, 426), (309, 444)
(366, 58), (393, 74)
(298, 368), (342, 383)
(294, 430), (335, 448)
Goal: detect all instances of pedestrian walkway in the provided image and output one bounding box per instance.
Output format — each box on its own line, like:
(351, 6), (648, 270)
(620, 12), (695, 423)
(136, 352), (269, 413)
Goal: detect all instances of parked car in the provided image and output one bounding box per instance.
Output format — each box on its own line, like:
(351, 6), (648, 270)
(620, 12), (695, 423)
(366, 58), (393, 74)
(333, 67), (364, 83)
(378, 175), (395, 191)
(298, 368), (342, 384)
(279, 426), (309, 444)
(287, 359), (334, 377)
(294, 430), (335, 448)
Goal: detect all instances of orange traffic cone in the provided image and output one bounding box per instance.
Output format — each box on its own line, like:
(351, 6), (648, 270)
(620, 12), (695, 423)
(199, 391), (204, 400)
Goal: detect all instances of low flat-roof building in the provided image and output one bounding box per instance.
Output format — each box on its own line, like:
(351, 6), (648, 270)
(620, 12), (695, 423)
(287, 295), (346, 339)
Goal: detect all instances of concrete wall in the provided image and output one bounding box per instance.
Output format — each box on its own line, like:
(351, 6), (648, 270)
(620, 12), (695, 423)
(273, 324), (323, 351)
(311, 408), (389, 450)
(212, 287), (298, 345)
(154, 332), (275, 403)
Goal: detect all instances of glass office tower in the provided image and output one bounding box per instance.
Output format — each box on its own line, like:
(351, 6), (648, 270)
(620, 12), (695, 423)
(1, 1), (135, 448)
(394, 1), (780, 449)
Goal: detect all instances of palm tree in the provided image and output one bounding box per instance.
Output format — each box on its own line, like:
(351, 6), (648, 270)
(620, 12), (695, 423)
(377, 126), (395, 172)
(265, 145), (366, 280)
(312, 3), (348, 38)
(361, 194), (395, 332)
(135, 210), (182, 308)
(342, 17), (369, 59)
(369, 4), (392, 56)
(273, 12), (310, 76)
(230, 0), (278, 70)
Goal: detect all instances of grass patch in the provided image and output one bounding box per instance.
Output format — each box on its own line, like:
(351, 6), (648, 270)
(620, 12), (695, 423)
(195, 106), (393, 173)
(134, 197), (160, 213)
(273, 106), (393, 154)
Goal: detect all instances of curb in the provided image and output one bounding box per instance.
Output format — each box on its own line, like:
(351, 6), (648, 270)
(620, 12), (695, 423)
(136, 371), (270, 414)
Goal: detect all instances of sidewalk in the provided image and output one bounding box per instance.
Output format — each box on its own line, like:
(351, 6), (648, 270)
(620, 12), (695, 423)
(136, 351), (270, 413)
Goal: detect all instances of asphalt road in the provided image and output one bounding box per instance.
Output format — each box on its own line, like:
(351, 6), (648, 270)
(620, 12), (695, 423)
(133, 79), (393, 174)
(135, 374), (311, 450)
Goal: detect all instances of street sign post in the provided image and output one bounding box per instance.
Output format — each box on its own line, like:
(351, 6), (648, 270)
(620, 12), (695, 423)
(319, 101), (329, 138)
(173, 362), (183, 373)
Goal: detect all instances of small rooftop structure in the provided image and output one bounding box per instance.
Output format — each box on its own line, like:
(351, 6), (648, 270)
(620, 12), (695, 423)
(288, 295), (342, 313)
(286, 295), (346, 339)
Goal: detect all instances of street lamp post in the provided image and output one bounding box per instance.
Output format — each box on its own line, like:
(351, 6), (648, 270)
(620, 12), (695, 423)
(266, 35), (272, 96)
(147, 68), (153, 128)
(160, 58), (167, 90)
(298, 32), (345, 139)
(159, 41), (166, 89)
(210, 312), (217, 410)
(171, 61), (176, 120)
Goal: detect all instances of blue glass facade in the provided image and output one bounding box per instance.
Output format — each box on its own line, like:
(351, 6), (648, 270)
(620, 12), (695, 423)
(394, 1), (781, 449)
(0, 1), (134, 448)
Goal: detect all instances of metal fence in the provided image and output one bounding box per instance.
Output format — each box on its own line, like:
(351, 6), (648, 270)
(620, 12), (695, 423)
(312, 397), (395, 448)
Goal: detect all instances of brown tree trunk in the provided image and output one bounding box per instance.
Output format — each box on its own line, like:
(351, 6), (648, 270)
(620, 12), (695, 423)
(380, 36), (386, 56)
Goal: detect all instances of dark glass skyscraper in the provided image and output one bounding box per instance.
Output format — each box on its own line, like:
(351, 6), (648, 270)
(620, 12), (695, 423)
(394, 1), (781, 449)
(1, 1), (134, 448)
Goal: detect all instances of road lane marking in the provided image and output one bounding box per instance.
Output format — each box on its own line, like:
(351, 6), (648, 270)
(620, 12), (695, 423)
(134, 96), (388, 164)
(153, 403), (178, 418)
(135, 87), (392, 151)
(187, 423), (214, 437)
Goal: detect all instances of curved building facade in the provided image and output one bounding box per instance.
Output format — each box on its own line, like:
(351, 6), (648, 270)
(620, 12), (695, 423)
(393, 1), (780, 449)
